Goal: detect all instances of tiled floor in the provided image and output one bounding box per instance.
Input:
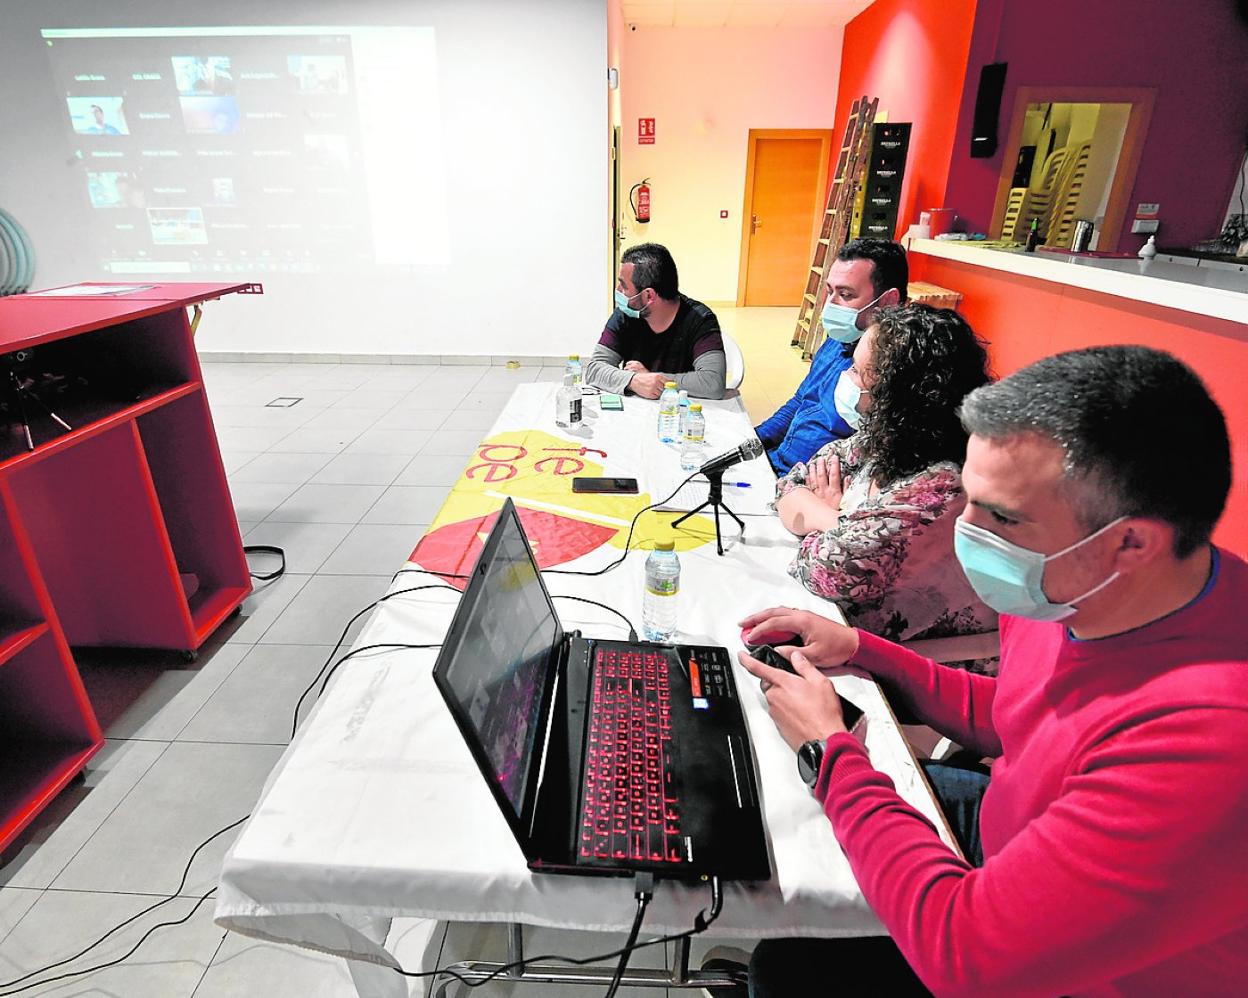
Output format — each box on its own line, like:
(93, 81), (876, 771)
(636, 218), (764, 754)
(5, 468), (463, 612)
(0, 307), (805, 996)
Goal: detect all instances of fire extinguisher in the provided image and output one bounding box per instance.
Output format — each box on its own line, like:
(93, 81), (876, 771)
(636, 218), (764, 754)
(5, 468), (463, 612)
(629, 179), (651, 224)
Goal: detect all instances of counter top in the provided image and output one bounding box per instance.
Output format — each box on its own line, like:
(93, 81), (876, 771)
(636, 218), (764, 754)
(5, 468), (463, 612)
(908, 239), (1246, 324)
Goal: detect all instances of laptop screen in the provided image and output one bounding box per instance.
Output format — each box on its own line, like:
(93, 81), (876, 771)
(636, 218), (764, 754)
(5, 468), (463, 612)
(434, 503), (561, 822)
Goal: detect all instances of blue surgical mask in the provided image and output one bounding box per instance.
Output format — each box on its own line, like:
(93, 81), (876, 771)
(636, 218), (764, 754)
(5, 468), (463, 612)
(614, 288), (644, 320)
(820, 291), (883, 343)
(953, 516), (1126, 622)
(833, 370), (864, 429)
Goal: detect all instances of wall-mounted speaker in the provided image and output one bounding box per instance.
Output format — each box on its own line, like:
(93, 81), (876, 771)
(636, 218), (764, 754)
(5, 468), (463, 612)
(970, 62), (1008, 159)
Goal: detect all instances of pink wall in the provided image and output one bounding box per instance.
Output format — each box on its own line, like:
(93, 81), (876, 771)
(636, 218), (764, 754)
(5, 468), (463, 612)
(944, 0), (1248, 252)
(834, 0), (978, 237)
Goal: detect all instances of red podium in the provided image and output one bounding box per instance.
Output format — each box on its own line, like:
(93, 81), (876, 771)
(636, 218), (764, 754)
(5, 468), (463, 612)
(0, 282), (257, 855)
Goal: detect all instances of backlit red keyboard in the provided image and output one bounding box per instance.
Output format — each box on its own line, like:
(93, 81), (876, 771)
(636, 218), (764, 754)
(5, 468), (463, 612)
(578, 648), (684, 865)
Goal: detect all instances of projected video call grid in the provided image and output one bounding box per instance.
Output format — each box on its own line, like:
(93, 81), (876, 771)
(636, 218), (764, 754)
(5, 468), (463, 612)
(46, 32), (373, 275)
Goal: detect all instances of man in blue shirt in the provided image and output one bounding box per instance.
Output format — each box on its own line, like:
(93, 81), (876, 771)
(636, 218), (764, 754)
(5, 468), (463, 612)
(756, 239), (908, 474)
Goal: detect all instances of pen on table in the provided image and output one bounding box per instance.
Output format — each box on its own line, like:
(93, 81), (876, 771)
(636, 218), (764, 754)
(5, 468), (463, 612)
(726, 481), (752, 488)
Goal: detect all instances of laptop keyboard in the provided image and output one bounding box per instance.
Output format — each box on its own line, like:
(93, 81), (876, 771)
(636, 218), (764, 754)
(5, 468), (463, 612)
(579, 647), (684, 864)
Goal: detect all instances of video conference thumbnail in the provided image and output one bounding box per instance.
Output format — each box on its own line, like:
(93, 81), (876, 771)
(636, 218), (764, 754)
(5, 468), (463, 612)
(67, 96), (129, 135)
(288, 55), (348, 94)
(179, 95), (240, 134)
(171, 55), (235, 95)
(87, 171), (144, 207)
(147, 207), (208, 245)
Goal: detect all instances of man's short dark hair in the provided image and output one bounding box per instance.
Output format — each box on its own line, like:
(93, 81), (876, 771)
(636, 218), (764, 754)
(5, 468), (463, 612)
(622, 243), (679, 300)
(959, 346), (1231, 557)
(837, 238), (908, 301)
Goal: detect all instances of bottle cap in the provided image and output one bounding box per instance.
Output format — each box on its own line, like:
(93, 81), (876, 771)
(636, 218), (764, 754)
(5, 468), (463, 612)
(665, 381), (677, 388)
(654, 540), (675, 551)
(689, 403), (702, 412)
(569, 354), (579, 360)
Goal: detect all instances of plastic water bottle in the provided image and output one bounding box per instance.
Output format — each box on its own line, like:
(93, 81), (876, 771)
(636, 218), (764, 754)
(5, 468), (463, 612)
(555, 372), (582, 428)
(657, 381), (680, 442)
(679, 403), (706, 471)
(676, 389), (690, 435)
(642, 541), (680, 642)
(566, 354), (583, 386)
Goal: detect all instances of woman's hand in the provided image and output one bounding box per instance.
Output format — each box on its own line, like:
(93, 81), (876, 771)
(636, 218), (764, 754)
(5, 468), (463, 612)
(806, 453), (844, 508)
(738, 607), (861, 672)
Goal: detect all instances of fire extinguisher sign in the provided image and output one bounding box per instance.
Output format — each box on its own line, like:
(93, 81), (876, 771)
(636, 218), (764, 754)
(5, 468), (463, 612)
(638, 118), (655, 145)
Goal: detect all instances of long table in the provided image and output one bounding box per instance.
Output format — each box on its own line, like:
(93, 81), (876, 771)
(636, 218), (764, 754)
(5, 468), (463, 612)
(215, 384), (952, 997)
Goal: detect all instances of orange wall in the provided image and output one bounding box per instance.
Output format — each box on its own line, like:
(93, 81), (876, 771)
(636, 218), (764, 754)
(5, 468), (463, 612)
(910, 254), (1248, 556)
(833, 0), (978, 237)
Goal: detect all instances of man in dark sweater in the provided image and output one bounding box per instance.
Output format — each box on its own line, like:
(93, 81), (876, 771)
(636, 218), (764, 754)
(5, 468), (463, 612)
(584, 243), (726, 399)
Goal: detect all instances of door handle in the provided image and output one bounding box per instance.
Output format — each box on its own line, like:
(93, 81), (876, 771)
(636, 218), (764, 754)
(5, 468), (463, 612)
(751, 214), (761, 234)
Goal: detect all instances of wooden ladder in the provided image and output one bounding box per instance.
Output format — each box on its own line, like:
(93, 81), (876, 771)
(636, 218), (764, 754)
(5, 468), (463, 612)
(792, 95), (878, 360)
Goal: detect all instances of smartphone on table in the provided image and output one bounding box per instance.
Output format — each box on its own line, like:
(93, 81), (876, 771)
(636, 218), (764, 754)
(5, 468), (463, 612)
(571, 477), (639, 494)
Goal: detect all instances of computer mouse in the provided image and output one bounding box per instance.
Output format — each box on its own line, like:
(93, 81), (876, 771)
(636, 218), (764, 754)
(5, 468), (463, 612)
(740, 627), (863, 729)
(744, 642), (794, 674)
(740, 626), (800, 673)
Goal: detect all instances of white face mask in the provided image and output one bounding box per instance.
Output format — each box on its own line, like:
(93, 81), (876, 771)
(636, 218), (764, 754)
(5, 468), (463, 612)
(833, 370), (864, 429)
(820, 291), (884, 343)
(614, 288), (645, 319)
(954, 516), (1127, 622)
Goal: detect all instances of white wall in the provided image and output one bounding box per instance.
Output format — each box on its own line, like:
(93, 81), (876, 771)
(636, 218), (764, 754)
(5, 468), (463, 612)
(0, 0), (607, 359)
(618, 26), (843, 304)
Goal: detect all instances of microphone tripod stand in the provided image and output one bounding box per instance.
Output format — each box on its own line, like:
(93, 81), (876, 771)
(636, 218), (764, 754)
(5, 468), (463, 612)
(4, 367), (73, 451)
(671, 467), (745, 556)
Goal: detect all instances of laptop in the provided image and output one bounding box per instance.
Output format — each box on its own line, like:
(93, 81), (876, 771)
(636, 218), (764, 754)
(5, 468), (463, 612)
(432, 497), (772, 882)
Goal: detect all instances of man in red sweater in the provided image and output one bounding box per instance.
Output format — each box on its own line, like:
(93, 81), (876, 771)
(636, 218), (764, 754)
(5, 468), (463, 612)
(738, 346), (1247, 996)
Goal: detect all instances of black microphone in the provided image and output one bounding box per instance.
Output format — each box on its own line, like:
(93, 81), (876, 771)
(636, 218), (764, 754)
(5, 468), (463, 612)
(698, 437), (764, 477)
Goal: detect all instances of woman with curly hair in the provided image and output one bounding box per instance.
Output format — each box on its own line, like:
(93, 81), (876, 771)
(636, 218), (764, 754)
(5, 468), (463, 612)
(774, 303), (996, 646)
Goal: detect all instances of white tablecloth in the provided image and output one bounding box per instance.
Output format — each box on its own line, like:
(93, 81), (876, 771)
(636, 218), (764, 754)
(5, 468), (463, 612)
(215, 385), (951, 996)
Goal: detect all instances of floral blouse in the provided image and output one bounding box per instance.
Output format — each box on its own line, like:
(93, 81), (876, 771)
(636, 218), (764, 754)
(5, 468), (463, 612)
(776, 436), (997, 645)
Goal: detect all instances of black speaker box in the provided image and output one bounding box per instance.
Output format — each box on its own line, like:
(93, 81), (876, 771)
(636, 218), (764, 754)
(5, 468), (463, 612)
(970, 62), (1008, 158)
(857, 123), (911, 240)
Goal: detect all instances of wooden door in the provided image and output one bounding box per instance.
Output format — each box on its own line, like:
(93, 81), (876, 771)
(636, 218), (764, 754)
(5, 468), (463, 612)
(739, 131), (831, 306)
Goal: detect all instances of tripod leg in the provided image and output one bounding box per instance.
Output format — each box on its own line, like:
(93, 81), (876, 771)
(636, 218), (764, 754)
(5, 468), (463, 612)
(21, 387), (72, 431)
(671, 501), (711, 529)
(8, 375), (34, 451)
(714, 504), (724, 556)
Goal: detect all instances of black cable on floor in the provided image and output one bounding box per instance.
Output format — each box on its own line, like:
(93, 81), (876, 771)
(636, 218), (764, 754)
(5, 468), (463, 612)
(0, 887), (217, 997)
(243, 544), (286, 581)
(0, 815), (244, 995)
